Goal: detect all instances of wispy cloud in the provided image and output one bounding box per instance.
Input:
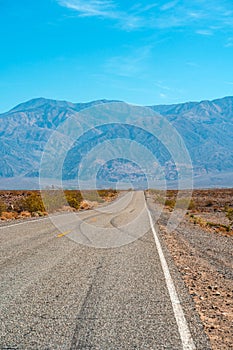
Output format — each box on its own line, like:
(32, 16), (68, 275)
(58, 0), (142, 30)
(154, 80), (185, 102)
(160, 1), (179, 12)
(154, 81), (172, 91)
(159, 93), (167, 99)
(196, 29), (214, 36)
(104, 46), (152, 78)
(225, 37), (233, 47)
(57, 0), (233, 33)
(58, 0), (116, 18)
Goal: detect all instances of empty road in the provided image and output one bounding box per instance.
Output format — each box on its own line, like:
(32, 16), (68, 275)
(0, 191), (210, 349)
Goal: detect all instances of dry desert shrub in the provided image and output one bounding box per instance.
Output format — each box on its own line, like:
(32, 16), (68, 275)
(225, 207), (233, 224)
(18, 192), (45, 213)
(0, 199), (6, 216)
(165, 198), (176, 209)
(0, 189), (119, 219)
(65, 190), (83, 210)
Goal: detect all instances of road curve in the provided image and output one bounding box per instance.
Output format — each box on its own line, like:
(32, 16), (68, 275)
(0, 191), (210, 349)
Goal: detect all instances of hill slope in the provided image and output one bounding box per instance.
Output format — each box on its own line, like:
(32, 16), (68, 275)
(150, 96), (233, 175)
(0, 97), (232, 187)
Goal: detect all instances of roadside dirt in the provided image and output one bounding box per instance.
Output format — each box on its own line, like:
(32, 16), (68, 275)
(149, 189), (233, 350)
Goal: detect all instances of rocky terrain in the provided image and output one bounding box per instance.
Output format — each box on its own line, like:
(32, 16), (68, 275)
(148, 188), (233, 349)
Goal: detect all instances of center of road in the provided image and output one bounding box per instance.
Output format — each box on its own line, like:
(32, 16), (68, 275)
(0, 191), (210, 349)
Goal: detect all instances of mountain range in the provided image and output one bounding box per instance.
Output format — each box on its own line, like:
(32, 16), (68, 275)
(0, 96), (232, 189)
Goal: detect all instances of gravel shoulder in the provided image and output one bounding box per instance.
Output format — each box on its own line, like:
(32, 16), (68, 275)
(146, 192), (233, 350)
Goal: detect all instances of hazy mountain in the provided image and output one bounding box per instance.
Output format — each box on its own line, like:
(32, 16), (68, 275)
(150, 96), (233, 176)
(0, 98), (119, 178)
(0, 96), (232, 188)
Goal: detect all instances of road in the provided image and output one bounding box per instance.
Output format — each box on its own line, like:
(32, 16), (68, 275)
(0, 191), (210, 349)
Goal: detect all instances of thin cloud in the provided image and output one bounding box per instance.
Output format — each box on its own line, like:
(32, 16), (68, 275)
(188, 11), (206, 19)
(58, 0), (142, 30)
(104, 46), (152, 78)
(160, 1), (179, 12)
(58, 0), (117, 18)
(159, 93), (167, 99)
(57, 0), (233, 33)
(130, 3), (159, 14)
(225, 37), (233, 47)
(154, 81), (185, 102)
(196, 29), (214, 36)
(154, 81), (172, 91)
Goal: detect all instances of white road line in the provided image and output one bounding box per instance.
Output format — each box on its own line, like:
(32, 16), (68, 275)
(146, 206), (196, 350)
(0, 213), (70, 230)
(0, 217), (50, 229)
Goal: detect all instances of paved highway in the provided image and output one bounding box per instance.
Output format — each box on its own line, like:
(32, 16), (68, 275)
(0, 191), (210, 349)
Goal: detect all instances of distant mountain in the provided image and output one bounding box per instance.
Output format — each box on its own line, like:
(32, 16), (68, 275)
(0, 98), (120, 178)
(150, 96), (233, 176)
(0, 96), (232, 188)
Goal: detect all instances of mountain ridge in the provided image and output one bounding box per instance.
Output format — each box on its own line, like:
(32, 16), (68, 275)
(2, 95), (233, 115)
(0, 96), (233, 188)
(5, 98), (122, 115)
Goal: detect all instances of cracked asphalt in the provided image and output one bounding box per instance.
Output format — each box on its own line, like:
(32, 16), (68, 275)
(0, 191), (210, 349)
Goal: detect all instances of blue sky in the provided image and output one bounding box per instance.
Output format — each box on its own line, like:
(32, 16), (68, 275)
(0, 0), (233, 112)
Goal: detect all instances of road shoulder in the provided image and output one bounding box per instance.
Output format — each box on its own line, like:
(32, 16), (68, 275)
(146, 196), (212, 350)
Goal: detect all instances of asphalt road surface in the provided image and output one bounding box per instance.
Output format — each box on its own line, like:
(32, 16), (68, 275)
(0, 191), (210, 349)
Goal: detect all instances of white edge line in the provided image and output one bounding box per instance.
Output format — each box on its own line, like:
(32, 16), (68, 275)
(0, 213), (71, 230)
(146, 205), (196, 350)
